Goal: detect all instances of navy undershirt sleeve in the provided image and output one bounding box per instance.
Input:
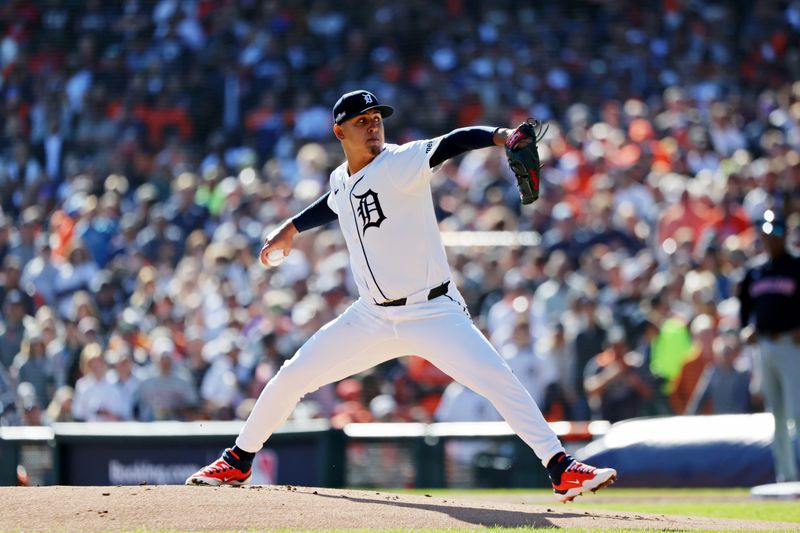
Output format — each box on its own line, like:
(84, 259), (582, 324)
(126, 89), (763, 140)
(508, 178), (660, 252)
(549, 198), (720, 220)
(291, 191), (338, 232)
(429, 126), (497, 168)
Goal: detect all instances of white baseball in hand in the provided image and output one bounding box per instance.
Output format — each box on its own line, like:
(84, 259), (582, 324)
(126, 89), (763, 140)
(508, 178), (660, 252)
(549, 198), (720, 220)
(266, 249), (285, 267)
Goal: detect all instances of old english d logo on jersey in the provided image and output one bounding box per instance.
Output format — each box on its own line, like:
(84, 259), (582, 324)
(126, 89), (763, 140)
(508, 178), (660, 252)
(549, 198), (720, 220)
(354, 189), (386, 234)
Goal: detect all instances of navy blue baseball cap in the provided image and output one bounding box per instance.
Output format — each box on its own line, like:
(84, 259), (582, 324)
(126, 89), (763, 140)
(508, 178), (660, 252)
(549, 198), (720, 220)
(332, 90), (394, 125)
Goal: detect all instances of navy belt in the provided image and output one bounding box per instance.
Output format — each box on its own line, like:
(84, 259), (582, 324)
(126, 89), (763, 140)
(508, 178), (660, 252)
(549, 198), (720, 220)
(377, 281), (450, 307)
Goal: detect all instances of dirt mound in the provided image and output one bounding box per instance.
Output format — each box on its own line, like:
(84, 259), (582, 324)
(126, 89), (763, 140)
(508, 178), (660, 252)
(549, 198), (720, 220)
(0, 485), (792, 531)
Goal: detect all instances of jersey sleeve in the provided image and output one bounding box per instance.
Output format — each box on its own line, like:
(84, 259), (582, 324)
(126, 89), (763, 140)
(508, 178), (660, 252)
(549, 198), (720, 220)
(291, 191), (337, 232)
(387, 137), (445, 192)
(326, 170), (343, 215)
(326, 186), (338, 214)
(429, 126), (496, 168)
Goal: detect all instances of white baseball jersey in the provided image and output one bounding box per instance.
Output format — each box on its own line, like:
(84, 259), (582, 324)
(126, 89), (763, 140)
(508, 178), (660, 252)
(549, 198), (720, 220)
(325, 138), (449, 303)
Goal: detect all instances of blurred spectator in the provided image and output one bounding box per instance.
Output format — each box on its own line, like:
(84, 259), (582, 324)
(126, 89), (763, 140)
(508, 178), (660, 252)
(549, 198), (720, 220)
(106, 347), (140, 421)
(369, 393), (398, 422)
(331, 378), (373, 427)
(0, 364), (17, 424)
(486, 268), (530, 347)
(687, 333), (752, 415)
(77, 315), (104, 348)
(52, 316), (87, 389)
(53, 242), (98, 319)
(541, 203), (588, 267)
(71, 343), (120, 422)
(74, 194), (121, 268)
(0, 290), (29, 369)
(584, 326), (655, 423)
(9, 206), (41, 267)
(0, 142), (44, 217)
(45, 386), (76, 424)
(648, 308), (694, 398)
(584, 194), (643, 255)
(134, 337), (199, 421)
(184, 325), (210, 390)
(90, 271), (123, 332)
(657, 186), (717, 249)
(20, 235), (60, 307)
(570, 295), (607, 420)
(200, 333), (245, 420)
(605, 251), (652, 349)
(15, 382), (44, 426)
(711, 192), (755, 244)
(0, 215), (10, 266)
(693, 243), (733, 302)
(11, 321), (54, 408)
(395, 356), (452, 421)
(497, 317), (558, 416)
(434, 381), (501, 423)
(32, 115), (72, 186)
(166, 172), (209, 239)
(0, 256), (36, 316)
(137, 93), (192, 148)
(533, 322), (577, 420)
(136, 204), (184, 265)
(668, 314), (716, 415)
(529, 250), (577, 343)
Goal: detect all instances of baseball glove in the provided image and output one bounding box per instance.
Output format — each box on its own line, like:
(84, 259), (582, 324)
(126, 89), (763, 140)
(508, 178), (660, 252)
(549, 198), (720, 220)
(504, 118), (548, 205)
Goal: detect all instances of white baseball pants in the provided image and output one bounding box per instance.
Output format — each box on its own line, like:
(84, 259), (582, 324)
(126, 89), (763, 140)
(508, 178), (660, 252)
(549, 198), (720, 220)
(236, 287), (564, 467)
(758, 334), (800, 482)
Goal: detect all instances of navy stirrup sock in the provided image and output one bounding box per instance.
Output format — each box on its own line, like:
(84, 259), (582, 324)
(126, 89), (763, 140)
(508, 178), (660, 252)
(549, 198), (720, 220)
(546, 452), (573, 484)
(224, 446), (255, 471)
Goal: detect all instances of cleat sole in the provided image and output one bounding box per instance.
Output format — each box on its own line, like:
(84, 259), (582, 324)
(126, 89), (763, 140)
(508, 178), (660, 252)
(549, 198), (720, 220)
(554, 469), (617, 503)
(186, 475), (251, 487)
(590, 474), (617, 493)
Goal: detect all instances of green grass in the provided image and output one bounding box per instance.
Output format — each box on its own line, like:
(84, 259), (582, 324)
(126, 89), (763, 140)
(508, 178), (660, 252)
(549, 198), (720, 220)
(568, 499), (800, 523)
(385, 487), (800, 525)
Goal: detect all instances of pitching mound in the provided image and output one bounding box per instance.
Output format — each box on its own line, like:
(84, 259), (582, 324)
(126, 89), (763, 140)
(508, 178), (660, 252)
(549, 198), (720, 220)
(0, 485), (793, 531)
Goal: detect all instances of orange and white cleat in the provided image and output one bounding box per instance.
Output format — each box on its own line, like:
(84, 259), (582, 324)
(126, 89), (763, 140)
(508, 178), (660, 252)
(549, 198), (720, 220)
(185, 454), (252, 486)
(551, 459), (617, 503)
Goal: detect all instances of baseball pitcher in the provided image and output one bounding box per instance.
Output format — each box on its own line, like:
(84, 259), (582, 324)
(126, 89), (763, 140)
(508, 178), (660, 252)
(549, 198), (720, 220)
(186, 90), (616, 502)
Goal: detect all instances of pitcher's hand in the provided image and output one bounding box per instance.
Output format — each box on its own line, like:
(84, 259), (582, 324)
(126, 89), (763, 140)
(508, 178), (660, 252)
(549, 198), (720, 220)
(259, 221), (298, 267)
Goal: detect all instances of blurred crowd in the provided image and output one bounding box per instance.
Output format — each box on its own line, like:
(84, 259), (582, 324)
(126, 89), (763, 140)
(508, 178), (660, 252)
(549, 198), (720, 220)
(0, 0), (799, 428)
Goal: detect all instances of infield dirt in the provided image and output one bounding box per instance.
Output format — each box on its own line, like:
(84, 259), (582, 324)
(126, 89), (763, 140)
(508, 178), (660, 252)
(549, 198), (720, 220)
(0, 485), (793, 531)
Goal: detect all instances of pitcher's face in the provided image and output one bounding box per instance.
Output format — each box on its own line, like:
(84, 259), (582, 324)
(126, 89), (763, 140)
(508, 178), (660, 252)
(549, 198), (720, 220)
(335, 110), (385, 157)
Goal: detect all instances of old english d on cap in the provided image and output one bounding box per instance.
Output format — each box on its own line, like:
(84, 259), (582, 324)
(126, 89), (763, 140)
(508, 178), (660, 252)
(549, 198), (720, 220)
(332, 90), (394, 125)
